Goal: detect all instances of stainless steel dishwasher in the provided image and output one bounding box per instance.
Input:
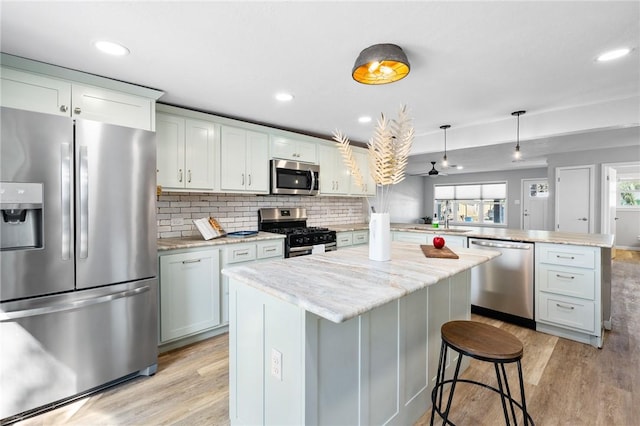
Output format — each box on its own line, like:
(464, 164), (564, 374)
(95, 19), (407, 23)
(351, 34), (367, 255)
(468, 238), (535, 329)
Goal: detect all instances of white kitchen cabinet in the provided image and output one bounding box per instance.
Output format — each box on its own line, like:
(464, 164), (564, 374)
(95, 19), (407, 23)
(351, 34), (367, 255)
(337, 230), (369, 248)
(318, 143), (350, 195)
(271, 136), (317, 163)
(1, 66), (156, 130)
(393, 231), (466, 248)
(221, 240), (284, 324)
(350, 149), (376, 196)
(1, 66), (71, 116)
(535, 243), (603, 347)
(159, 249), (221, 343)
(220, 126), (269, 193)
(156, 113), (217, 191)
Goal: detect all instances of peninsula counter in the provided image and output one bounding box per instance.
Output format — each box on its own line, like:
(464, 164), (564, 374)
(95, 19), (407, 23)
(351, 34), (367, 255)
(222, 242), (499, 425)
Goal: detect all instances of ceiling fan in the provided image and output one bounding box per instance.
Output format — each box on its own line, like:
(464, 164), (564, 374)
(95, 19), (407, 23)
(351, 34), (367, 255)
(427, 161), (449, 177)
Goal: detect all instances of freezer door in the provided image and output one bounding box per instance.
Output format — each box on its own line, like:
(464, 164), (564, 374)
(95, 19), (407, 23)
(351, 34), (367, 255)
(75, 119), (157, 289)
(0, 107), (75, 301)
(0, 279), (158, 420)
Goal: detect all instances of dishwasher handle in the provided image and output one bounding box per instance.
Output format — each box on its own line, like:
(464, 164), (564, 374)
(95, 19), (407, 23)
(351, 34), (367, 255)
(470, 240), (532, 250)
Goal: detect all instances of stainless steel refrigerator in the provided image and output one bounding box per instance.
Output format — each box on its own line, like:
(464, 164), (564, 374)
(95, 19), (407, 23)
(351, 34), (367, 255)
(0, 107), (158, 421)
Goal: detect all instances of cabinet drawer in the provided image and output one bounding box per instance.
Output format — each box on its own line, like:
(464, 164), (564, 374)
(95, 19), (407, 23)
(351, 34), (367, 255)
(337, 233), (353, 247)
(538, 264), (595, 300)
(538, 293), (595, 333)
(538, 244), (596, 269)
(225, 244), (257, 264)
(393, 232), (428, 244)
(257, 241), (283, 259)
(353, 230), (369, 245)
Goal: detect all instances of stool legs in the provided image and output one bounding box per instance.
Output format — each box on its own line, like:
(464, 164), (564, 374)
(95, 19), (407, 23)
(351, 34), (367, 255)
(430, 343), (533, 426)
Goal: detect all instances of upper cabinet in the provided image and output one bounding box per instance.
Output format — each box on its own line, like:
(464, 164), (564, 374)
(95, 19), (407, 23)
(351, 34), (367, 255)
(220, 126), (270, 194)
(350, 148), (376, 196)
(271, 136), (317, 164)
(157, 113), (217, 191)
(1, 55), (162, 131)
(318, 144), (350, 195)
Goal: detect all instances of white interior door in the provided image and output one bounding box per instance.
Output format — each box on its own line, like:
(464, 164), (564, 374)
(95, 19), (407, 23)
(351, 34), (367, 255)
(521, 178), (549, 230)
(555, 165), (595, 233)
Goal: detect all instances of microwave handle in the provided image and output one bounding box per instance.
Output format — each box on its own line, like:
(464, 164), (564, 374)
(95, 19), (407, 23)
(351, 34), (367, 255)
(309, 168), (316, 194)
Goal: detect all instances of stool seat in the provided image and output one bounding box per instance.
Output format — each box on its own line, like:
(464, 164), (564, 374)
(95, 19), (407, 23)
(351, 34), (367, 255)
(442, 320), (523, 361)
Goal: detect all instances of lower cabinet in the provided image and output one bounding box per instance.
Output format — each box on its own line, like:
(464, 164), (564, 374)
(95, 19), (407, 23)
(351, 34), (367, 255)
(393, 231), (467, 247)
(159, 249), (221, 343)
(336, 230), (369, 248)
(535, 243), (603, 347)
(221, 240), (284, 324)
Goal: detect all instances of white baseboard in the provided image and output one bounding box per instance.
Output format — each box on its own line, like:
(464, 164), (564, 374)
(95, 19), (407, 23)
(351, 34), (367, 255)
(615, 245), (640, 251)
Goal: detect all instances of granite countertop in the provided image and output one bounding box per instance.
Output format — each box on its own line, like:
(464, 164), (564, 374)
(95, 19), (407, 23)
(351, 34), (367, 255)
(222, 242), (499, 323)
(329, 223), (614, 248)
(157, 232), (285, 251)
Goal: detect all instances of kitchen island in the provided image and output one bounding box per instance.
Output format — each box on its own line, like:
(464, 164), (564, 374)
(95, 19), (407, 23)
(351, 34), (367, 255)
(222, 242), (499, 425)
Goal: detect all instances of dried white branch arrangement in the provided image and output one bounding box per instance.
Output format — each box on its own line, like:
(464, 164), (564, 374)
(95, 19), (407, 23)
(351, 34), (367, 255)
(332, 105), (414, 213)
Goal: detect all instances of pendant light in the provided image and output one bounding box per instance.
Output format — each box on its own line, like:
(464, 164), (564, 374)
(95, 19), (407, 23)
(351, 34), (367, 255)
(511, 110), (526, 160)
(440, 124), (451, 167)
(352, 44), (410, 85)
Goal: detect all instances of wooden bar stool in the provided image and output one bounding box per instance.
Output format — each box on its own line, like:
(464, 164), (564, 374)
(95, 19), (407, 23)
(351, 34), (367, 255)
(430, 320), (534, 426)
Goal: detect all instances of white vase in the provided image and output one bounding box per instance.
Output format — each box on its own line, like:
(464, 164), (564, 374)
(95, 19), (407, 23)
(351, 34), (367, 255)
(369, 212), (391, 261)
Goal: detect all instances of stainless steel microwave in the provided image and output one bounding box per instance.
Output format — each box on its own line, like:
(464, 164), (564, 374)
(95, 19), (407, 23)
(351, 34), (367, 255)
(270, 159), (319, 195)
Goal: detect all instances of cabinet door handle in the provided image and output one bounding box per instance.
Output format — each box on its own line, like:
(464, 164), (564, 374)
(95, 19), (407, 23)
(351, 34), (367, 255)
(556, 274), (575, 280)
(241, 173), (245, 186)
(74, 107), (81, 115)
(556, 303), (575, 310)
(182, 259), (202, 264)
(248, 174), (252, 186)
(188, 170), (192, 183)
(556, 255), (575, 260)
(178, 169), (183, 183)
(60, 105), (69, 113)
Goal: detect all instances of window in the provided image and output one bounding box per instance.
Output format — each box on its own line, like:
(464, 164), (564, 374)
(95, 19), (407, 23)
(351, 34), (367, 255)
(618, 177), (640, 207)
(434, 182), (507, 226)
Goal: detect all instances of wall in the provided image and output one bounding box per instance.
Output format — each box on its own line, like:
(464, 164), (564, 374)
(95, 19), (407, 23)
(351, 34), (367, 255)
(422, 168), (548, 229)
(547, 145), (640, 234)
(157, 193), (366, 238)
(388, 176), (425, 224)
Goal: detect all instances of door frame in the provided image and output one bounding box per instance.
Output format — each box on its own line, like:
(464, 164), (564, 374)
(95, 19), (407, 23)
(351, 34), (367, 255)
(555, 165), (595, 233)
(600, 161), (640, 250)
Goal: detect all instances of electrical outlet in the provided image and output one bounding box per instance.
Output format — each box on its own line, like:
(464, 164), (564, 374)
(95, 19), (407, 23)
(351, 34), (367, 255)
(170, 218), (184, 226)
(271, 348), (282, 381)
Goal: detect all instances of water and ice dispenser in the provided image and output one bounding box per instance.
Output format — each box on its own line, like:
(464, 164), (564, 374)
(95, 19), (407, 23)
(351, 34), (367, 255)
(0, 182), (44, 250)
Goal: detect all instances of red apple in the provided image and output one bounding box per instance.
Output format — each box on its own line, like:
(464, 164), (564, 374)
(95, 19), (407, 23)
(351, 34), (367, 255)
(433, 236), (445, 249)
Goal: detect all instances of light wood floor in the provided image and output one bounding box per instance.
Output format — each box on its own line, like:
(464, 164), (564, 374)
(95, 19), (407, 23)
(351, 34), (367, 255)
(16, 250), (640, 426)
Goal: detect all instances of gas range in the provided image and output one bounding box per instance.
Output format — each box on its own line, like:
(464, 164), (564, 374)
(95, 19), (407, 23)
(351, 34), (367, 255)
(258, 208), (337, 258)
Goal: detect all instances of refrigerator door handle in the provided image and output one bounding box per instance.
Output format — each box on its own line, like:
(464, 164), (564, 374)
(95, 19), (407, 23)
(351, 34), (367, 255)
(61, 143), (72, 260)
(79, 145), (89, 259)
(0, 286), (150, 322)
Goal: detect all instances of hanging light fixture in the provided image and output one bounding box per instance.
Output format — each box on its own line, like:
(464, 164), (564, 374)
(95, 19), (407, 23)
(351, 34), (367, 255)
(428, 161), (439, 176)
(440, 124), (451, 167)
(352, 43), (410, 85)
(511, 110), (526, 160)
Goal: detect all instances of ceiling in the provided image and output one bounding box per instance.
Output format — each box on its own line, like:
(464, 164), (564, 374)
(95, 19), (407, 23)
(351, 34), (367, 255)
(1, 1), (639, 175)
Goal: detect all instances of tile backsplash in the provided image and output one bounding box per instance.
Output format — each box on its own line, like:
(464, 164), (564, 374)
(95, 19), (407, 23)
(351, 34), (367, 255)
(157, 192), (367, 238)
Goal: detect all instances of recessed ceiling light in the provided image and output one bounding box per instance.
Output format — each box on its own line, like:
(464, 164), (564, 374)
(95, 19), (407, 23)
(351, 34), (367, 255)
(456, 165), (464, 170)
(94, 40), (130, 56)
(358, 116), (372, 124)
(596, 48), (631, 62)
(275, 93), (294, 102)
